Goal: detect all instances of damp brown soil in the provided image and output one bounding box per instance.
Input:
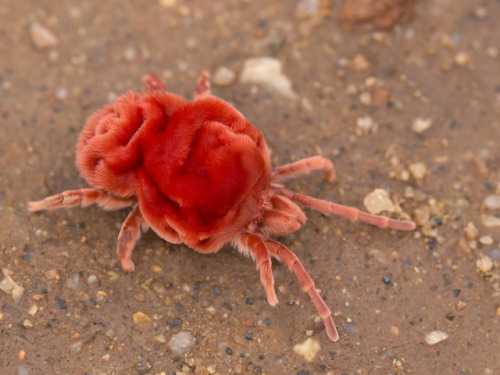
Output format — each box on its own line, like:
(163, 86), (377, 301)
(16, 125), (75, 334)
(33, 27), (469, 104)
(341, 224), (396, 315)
(1, 1), (499, 374)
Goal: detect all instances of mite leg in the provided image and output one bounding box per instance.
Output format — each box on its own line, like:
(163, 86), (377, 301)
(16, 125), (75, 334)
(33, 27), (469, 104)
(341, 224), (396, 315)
(194, 70), (211, 100)
(142, 74), (167, 92)
(264, 237), (339, 342)
(28, 189), (136, 212)
(271, 156), (336, 182)
(239, 232), (278, 305)
(276, 186), (416, 231)
(117, 208), (149, 272)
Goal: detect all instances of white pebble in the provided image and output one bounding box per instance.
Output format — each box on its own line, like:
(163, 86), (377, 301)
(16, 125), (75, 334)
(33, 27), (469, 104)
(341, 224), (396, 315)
(409, 162), (427, 180)
(293, 338), (320, 362)
(479, 236), (493, 245)
(356, 115), (378, 135)
(412, 118), (432, 133)
(56, 87), (67, 100)
(483, 195), (500, 209)
(30, 22), (58, 50)
(296, 0), (320, 17)
(87, 275), (97, 284)
(476, 256), (493, 275)
(482, 215), (500, 227)
(425, 330), (448, 345)
(66, 273), (80, 290)
(168, 331), (196, 356)
(363, 189), (396, 214)
(18, 365), (30, 375)
(240, 57), (297, 100)
(212, 66), (236, 86)
(124, 47), (136, 61)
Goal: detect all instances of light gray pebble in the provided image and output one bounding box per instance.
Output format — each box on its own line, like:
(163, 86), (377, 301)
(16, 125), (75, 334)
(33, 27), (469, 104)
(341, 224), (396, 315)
(168, 331), (196, 356)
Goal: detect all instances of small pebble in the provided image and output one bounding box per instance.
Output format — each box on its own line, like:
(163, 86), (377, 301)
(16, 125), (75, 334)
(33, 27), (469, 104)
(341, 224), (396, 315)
(487, 248), (500, 260)
(136, 360), (152, 374)
(481, 215), (500, 227)
(409, 162), (427, 180)
(424, 330), (448, 345)
(363, 189), (396, 214)
(412, 118), (432, 133)
(483, 195), (500, 209)
(212, 66), (236, 86)
(296, 0), (320, 17)
(18, 350), (26, 360)
(413, 205), (430, 226)
(155, 334), (167, 344)
(240, 57), (297, 100)
(18, 365), (30, 375)
(349, 54), (369, 71)
(454, 52), (471, 67)
(55, 297), (67, 309)
(123, 46), (136, 61)
(159, 0), (177, 8)
(69, 341), (83, 355)
(479, 236), (493, 245)
(456, 301), (467, 311)
(133, 311), (152, 324)
(464, 221), (479, 240)
(22, 319), (33, 328)
(30, 22), (58, 50)
(44, 269), (59, 280)
(382, 274), (392, 284)
(56, 87), (67, 101)
(293, 338), (320, 362)
(476, 256), (493, 275)
(168, 331), (196, 356)
(356, 115), (377, 135)
(151, 264), (163, 274)
(391, 326), (400, 336)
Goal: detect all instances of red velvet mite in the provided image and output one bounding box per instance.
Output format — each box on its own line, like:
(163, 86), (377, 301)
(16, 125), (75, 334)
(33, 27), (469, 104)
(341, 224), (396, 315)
(29, 72), (415, 341)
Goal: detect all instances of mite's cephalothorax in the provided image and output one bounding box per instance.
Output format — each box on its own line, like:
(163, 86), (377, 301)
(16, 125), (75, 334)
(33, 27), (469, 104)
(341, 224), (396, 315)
(29, 72), (415, 341)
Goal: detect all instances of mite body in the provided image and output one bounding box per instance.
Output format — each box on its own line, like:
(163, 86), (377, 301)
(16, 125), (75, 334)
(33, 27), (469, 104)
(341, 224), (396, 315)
(29, 72), (415, 341)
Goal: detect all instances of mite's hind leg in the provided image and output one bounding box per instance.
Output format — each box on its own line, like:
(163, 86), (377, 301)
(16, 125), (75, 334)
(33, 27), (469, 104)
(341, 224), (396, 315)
(28, 189), (136, 212)
(271, 156), (336, 182)
(264, 237), (339, 342)
(117, 208), (149, 272)
(238, 232), (278, 305)
(194, 70), (211, 100)
(277, 186), (416, 231)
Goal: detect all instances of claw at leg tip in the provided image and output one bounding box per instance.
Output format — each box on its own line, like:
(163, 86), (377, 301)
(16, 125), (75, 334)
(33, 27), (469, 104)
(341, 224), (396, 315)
(120, 260), (135, 273)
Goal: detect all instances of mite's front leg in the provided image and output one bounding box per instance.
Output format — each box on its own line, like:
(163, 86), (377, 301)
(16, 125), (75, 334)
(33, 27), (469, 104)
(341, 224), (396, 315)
(28, 189), (135, 212)
(117, 208), (149, 272)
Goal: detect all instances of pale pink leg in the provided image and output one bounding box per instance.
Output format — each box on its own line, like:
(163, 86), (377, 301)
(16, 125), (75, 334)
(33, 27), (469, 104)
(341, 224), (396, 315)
(276, 186), (416, 231)
(117, 208), (148, 272)
(142, 74), (167, 92)
(261, 195), (306, 235)
(271, 156), (336, 182)
(264, 237), (339, 341)
(239, 232), (278, 305)
(194, 70), (211, 100)
(28, 189), (135, 212)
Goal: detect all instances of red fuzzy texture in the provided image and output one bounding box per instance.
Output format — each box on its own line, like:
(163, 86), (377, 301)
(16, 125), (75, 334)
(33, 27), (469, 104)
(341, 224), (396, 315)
(77, 92), (271, 252)
(30, 73), (416, 342)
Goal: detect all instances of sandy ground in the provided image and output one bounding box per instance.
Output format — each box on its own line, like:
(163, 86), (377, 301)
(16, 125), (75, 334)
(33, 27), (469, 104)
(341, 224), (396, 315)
(1, 1), (500, 374)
